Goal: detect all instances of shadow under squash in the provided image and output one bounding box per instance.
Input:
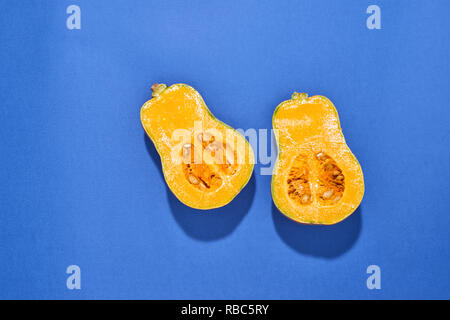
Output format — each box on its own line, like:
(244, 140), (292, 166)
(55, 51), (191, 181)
(144, 134), (255, 241)
(272, 202), (362, 258)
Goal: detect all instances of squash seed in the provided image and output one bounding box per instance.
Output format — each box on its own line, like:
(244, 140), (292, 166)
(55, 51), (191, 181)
(322, 190), (334, 199)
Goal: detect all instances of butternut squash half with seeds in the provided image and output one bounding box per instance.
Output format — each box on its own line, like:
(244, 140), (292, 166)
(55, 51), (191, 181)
(141, 83), (254, 209)
(271, 93), (364, 224)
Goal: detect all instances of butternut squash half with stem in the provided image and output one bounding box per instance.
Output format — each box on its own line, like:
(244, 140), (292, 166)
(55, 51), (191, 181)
(271, 93), (364, 225)
(141, 83), (254, 210)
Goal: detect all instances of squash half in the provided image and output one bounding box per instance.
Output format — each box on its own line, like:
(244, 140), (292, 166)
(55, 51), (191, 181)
(141, 83), (254, 209)
(271, 93), (364, 224)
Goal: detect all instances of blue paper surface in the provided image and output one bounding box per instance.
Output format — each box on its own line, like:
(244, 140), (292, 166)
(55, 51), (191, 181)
(0, 0), (449, 299)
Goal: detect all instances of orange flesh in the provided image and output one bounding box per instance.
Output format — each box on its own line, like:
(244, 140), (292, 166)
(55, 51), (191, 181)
(272, 93), (364, 224)
(141, 84), (254, 209)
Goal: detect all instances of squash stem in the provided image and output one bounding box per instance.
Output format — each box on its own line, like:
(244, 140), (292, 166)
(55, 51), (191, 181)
(151, 83), (167, 97)
(292, 92), (308, 101)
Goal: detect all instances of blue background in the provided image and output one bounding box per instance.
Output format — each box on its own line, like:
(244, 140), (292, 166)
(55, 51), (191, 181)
(0, 0), (449, 299)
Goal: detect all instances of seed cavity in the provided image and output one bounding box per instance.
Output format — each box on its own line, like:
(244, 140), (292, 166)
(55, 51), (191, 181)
(286, 151), (345, 206)
(181, 131), (239, 191)
(287, 154), (312, 205)
(315, 151), (345, 205)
